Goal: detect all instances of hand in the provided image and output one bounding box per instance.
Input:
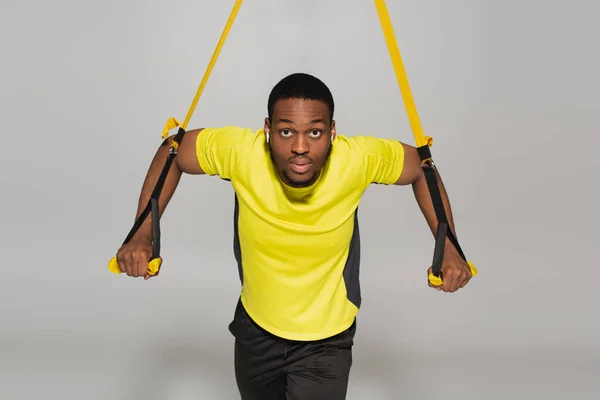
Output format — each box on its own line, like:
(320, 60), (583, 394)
(427, 245), (473, 293)
(115, 239), (160, 280)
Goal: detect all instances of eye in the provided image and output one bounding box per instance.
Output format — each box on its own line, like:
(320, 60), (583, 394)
(309, 129), (322, 138)
(280, 129), (292, 137)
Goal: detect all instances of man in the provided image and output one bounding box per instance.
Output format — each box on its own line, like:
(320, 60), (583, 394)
(114, 72), (473, 399)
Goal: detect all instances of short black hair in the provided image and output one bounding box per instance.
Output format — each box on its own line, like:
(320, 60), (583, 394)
(267, 72), (335, 123)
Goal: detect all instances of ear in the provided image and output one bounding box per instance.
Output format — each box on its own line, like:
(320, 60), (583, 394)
(264, 117), (271, 133)
(330, 119), (336, 140)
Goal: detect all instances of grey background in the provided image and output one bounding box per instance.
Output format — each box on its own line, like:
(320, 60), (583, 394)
(1, 0), (598, 398)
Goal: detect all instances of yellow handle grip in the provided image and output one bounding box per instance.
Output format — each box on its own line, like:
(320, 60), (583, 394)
(108, 257), (162, 276)
(428, 261), (478, 287)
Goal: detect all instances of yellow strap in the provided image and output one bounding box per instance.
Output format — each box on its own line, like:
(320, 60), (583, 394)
(161, 0), (244, 139)
(161, 0), (427, 149)
(375, 0), (478, 287)
(373, 0), (433, 149)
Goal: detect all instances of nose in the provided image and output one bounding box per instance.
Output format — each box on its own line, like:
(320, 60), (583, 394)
(291, 134), (309, 155)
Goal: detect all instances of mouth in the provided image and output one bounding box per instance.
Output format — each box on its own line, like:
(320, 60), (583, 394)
(288, 161), (312, 174)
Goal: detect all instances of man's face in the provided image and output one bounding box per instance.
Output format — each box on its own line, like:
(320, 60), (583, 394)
(265, 98), (336, 188)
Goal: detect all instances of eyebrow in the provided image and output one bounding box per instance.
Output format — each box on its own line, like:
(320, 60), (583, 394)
(276, 118), (326, 124)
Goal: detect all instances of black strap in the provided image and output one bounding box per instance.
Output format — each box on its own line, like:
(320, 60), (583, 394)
(119, 127), (187, 261)
(417, 145), (467, 279)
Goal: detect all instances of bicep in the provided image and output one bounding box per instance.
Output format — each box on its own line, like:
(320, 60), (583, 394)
(394, 142), (422, 185)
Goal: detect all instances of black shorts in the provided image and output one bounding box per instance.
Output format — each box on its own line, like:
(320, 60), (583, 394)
(228, 298), (356, 400)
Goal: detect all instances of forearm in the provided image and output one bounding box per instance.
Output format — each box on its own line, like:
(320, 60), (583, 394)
(130, 138), (183, 242)
(412, 166), (457, 245)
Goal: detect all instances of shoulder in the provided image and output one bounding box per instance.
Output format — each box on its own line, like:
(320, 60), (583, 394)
(194, 126), (267, 178)
(331, 134), (405, 186)
(196, 126), (268, 159)
(196, 125), (262, 150)
(333, 134), (404, 159)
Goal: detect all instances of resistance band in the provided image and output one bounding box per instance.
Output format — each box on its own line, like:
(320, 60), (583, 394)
(373, 0), (477, 286)
(107, 0), (244, 276)
(108, 0), (477, 288)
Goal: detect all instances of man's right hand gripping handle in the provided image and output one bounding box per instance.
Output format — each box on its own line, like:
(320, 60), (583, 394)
(108, 240), (162, 278)
(108, 256), (162, 276)
(106, 128), (202, 279)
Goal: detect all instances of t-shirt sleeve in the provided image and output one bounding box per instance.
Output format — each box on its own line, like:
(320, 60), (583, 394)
(348, 135), (405, 185)
(195, 126), (252, 180)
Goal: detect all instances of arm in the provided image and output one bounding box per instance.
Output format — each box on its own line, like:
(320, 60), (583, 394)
(127, 128), (206, 244)
(113, 126), (250, 278)
(124, 124), (249, 244)
(394, 142), (457, 245)
(394, 142), (473, 292)
(352, 135), (473, 292)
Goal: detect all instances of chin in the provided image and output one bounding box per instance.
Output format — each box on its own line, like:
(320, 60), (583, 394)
(285, 171), (316, 187)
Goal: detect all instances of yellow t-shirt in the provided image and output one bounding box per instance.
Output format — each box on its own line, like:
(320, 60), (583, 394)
(196, 126), (405, 341)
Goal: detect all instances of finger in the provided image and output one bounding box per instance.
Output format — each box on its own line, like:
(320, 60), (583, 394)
(119, 259), (127, 275)
(144, 268), (158, 280)
(452, 272), (461, 292)
(459, 272), (472, 289)
(123, 252), (133, 276)
(442, 272), (457, 293)
(134, 252), (149, 277)
(451, 273), (463, 292)
(115, 253), (125, 273)
(136, 255), (145, 277)
(144, 270), (159, 280)
(127, 252), (138, 277)
(450, 262), (470, 292)
(129, 254), (138, 277)
(455, 262), (473, 289)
